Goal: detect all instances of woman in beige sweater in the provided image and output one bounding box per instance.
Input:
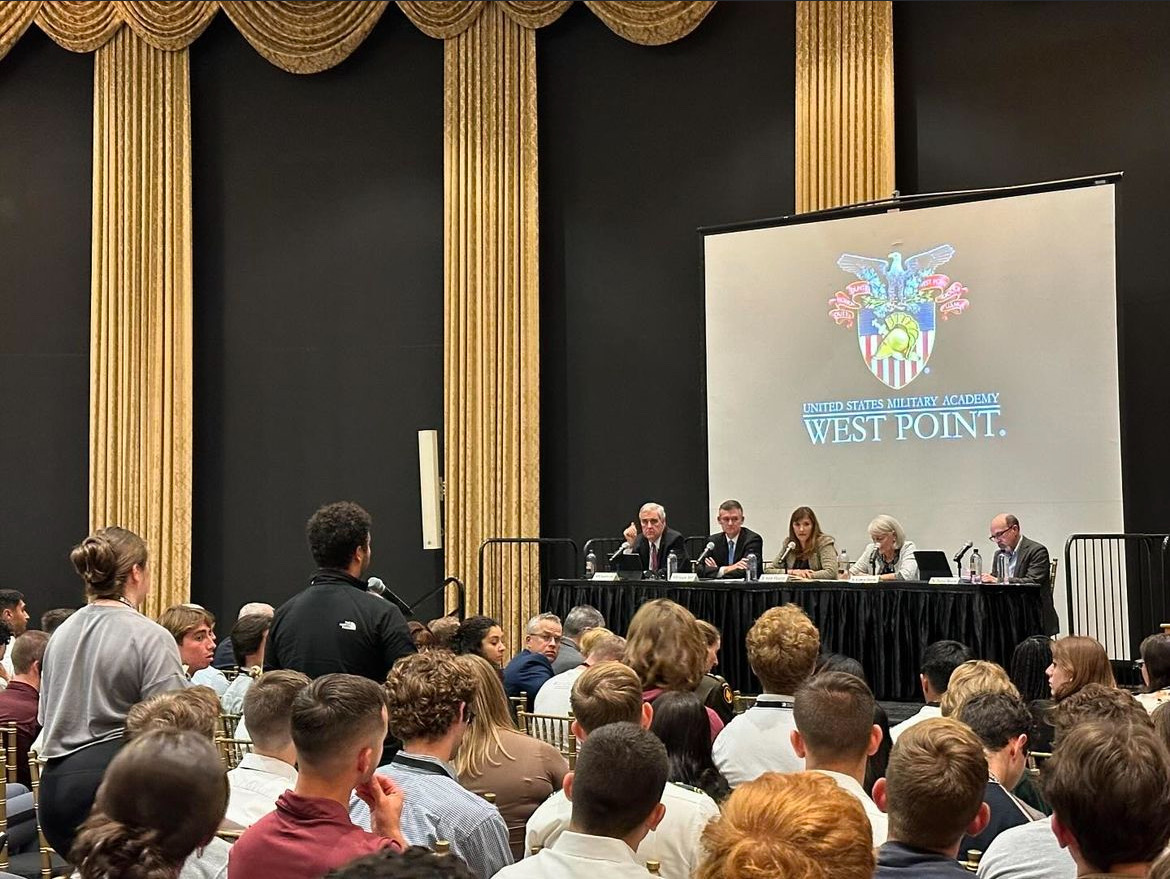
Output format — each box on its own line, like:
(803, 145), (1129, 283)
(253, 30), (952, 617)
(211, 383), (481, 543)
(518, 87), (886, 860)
(773, 506), (839, 579)
(454, 653), (569, 857)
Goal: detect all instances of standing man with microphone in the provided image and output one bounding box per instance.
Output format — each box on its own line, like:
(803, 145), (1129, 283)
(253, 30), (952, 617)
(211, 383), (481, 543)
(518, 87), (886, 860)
(700, 500), (763, 580)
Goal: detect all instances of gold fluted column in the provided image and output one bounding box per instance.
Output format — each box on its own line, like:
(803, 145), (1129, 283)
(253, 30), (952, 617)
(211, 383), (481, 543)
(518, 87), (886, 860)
(91, 26), (193, 618)
(444, 1), (539, 644)
(796, 0), (894, 213)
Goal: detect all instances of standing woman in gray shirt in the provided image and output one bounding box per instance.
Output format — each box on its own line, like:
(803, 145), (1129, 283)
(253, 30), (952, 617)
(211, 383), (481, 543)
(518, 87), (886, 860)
(37, 526), (188, 858)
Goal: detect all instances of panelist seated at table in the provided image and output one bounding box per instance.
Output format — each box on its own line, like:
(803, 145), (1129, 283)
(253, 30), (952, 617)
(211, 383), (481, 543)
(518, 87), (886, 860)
(622, 502), (689, 575)
(768, 506), (838, 580)
(699, 499), (763, 580)
(981, 513), (1057, 635)
(848, 514), (918, 581)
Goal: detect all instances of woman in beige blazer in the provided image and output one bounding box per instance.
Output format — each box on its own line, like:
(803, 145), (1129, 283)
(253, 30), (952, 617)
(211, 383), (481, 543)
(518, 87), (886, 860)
(772, 506), (839, 579)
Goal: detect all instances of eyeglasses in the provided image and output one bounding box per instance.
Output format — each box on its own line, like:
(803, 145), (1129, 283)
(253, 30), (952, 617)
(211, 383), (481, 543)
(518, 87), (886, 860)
(989, 524), (1018, 541)
(528, 632), (561, 644)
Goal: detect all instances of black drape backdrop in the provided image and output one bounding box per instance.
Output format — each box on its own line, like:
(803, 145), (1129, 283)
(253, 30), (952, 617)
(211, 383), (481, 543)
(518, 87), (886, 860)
(0, 31), (91, 616)
(190, 14), (444, 624)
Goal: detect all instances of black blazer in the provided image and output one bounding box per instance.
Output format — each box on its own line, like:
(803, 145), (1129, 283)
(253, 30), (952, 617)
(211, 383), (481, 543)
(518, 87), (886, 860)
(995, 535), (1057, 635)
(632, 527), (689, 573)
(699, 527), (764, 579)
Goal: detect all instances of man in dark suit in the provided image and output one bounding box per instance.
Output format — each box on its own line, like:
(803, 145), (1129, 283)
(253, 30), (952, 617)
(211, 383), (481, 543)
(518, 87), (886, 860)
(983, 513), (1057, 635)
(621, 502), (689, 576)
(699, 499), (764, 580)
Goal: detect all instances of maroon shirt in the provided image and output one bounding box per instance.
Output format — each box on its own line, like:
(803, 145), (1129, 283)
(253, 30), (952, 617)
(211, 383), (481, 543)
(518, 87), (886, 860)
(228, 790), (401, 879)
(0, 681), (39, 786)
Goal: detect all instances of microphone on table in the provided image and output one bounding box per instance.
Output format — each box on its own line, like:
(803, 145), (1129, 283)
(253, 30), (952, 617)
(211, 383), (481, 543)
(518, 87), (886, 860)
(952, 541), (974, 565)
(778, 541), (797, 569)
(608, 541), (631, 564)
(695, 541), (717, 565)
(367, 576), (414, 617)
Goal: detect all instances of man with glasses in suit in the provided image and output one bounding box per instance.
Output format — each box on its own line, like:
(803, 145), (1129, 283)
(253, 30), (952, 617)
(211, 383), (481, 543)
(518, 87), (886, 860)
(982, 514), (1056, 635)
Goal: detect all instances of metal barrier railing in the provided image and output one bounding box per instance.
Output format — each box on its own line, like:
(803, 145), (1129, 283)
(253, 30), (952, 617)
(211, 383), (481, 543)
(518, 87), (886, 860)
(477, 537), (579, 613)
(1064, 533), (1169, 659)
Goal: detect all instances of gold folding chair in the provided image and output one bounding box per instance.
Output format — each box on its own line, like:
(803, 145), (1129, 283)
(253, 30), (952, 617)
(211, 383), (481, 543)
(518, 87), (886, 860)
(215, 737), (253, 770)
(27, 750), (71, 879)
(960, 849), (982, 872)
(516, 708), (577, 769)
(732, 691), (758, 715)
(219, 713), (242, 739)
(509, 694), (528, 729)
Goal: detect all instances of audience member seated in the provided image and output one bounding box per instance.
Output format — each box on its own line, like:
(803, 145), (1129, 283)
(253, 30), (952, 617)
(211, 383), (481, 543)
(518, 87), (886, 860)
(229, 674), (407, 879)
(1046, 720), (1170, 877)
(39, 527), (188, 858)
(624, 599), (723, 740)
(1136, 632), (1170, 713)
(525, 662), (719, 879)
(891, 640), (973, 742)
(0, 621), (12, 689)
(453, 615), (507, 669)
(70, 730), (228, 879)
(1154, 702), (1170, 752)
(955, 692), (1038, 854)
(1047, 636), (1116, 702)
(873, 718), (990, 877)
(976, 684), (1151, 879)
(220, 613), (271, 713)
(697, 771), (876, 879)
(428, 616), (462, 652)
(159, 603), (229, 694)
(939, 660), (1019, 717)
(713, 604), (820, 786)
(0, 630), (47, 785)
(553, 605), (604, 674)
(325, 846), (476, 879)
(0, 590), (28, 683)
(408, 621), (435, 651)
(453, 654), (569, 858)
(226, 670), (310, 827)
(496, 723), (669, 879)
(792, 670), (887, 845)
(1008, 636), (1055, 752)
(815, 652), (891, 794)
(503, 613), (562, 710)
(350, 652), (511, 879)
(212, 602), (275, 670)
(40, 608), (76, 636)
(534, 630), (624, 718)
(694, 620), (735, 725)
(125, 686), (222, 742)
(649, 691), (731, 803)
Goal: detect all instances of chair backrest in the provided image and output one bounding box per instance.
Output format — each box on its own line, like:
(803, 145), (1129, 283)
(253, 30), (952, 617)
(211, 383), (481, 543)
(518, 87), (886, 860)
(732, 691), (758, 715)
(1, 725), (16, 787)
(684, 536), (710, 562)
(219, 712), (242, 739)
(216, 737), (254, 770)
(960, 849), (982, 873)
(516, 708), (577, 768)
(28, 750), (68, 879)
(0, 728), (8, 869)
(509, 694), (528, 729)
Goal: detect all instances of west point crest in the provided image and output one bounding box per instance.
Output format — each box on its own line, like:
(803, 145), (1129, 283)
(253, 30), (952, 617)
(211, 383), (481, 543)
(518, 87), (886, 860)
(828, 245), (972, 390)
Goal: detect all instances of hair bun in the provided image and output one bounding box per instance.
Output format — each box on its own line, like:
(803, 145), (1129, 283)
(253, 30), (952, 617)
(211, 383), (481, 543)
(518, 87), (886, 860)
(70, 535), (117, 589)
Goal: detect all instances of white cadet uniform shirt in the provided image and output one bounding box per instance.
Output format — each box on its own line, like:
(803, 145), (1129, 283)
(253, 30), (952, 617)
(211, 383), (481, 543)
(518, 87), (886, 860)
(712, 693), (803, 787)
(534, 666), (586, 718)
(811, 769), (888, 846)
(889, 704), (941, 742)
(525, 783), (719, 879)
(225, 752), (298, 827)
(496, 831), (649, 879)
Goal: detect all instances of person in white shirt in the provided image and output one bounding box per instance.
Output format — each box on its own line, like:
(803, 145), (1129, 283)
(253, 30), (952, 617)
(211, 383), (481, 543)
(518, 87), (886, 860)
(526, 662), (719, 879)
(848, 514), (918, 581)
(219, 613), (271, 714)
(792, 670), (888, 845)
(713, 604), (820, 787)
(226, 669), (308, 827)
(500, 722), (667, 879)
(891, 640), (973, 743)
(0, 590), (29, 684)
(534, 632), (626, 718)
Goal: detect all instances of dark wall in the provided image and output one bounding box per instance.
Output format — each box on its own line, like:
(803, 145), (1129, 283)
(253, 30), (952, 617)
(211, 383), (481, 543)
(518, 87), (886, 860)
(0, 31), (92, 618)
(539, 2), (796, 568)
(190, 14), (444, 624)
(894, 1), (1170, 534)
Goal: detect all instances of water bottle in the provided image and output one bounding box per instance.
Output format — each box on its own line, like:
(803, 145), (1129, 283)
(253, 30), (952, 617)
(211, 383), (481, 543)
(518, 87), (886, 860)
(584, 550), (597, 579)
(969, 548), (983, 582)
(745, 553), (758, 581)
(667, 550), (679, 579)
(838, 549), (849, 578)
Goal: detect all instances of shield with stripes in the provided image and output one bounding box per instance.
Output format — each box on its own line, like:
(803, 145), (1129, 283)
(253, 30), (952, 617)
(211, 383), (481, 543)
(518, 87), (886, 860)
(857, 301), (935, 390)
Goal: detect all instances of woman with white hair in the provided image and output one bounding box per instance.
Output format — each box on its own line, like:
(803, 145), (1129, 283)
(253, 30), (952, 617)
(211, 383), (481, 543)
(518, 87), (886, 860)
(848, 515), (918, 580)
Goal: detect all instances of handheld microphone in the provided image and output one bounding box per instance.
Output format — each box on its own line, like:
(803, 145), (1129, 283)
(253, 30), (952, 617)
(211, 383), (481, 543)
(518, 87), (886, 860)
(953, 541), (974, 565)
(367, 576), (414, 617)
(608, 541), (631, 563)
(695, 541), (717, 565)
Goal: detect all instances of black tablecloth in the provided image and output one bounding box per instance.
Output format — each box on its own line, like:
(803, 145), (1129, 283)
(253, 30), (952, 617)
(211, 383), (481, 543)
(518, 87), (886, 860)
(542, 579), (1044, 701)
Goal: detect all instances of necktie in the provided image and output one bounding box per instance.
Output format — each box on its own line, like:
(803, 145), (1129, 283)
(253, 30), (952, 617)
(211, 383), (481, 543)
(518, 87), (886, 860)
(728, 539), (736, 562)
(650, 544), (658, 570)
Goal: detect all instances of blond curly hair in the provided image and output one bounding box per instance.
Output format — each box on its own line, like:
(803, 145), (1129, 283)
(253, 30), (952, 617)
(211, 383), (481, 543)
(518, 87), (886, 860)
(939, 660), (1018, 717)
(746, 605), (820, 694)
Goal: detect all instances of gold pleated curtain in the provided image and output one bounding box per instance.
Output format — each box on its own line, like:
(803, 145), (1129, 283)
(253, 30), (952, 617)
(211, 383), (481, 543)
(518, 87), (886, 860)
(90, 27), (193, 618)
(796, 0), (894, 213)
(444, 2), (540, 638)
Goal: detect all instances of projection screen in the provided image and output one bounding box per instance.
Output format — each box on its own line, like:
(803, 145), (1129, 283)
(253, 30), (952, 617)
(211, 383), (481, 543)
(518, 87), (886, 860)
(703, 181), (1122, 642)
